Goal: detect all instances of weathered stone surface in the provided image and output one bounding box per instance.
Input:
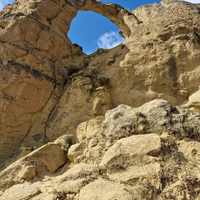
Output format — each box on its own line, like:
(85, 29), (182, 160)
(76, 117), (103, 142)
(68, 143), (86, 163)
(0, 184), (40, 200)
(0, 146), (34, 171)
(55, 163), (96, 194)
(79, 179), (133, 200)
(0, 0), (123, 165)
(178, 140), (200, 162)
(30, 193), (54, 200)
(82, 0), (200, 111)
(108, 163), (162, 190)
(0, 60), (55, 165)
(17, 165), (37, 180)
(0, 143), (66, 185)
(46, 73), (112, 142)
(100, 134), (161, 166)
(161, 179), (200, 200)
(24, 143), (66, 173)
(101, 99), (200, 138)
(57, 163), (95, 183)
(185, 87), (200, 110)
(1, 99), (200, 199)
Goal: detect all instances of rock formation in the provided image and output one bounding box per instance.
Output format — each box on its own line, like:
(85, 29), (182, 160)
(1, 99), (200, 199)
(0, 0), (136, 166)
(0, 0), (200, 199)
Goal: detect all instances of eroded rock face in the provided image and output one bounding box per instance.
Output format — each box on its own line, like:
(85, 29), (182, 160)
(0, 0), (134, 165)
(100, 99), (200, 139)
(0, 0), (77, 164)
(46, 71), (112, 142)
(1, 99), (200, 200)
(76, 117), (103, 143)
(0, 184), (40, 200)
(0, 60), (55, 164)
(79, 179), (133, 200)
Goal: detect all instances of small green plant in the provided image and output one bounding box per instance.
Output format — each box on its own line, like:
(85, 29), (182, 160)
(138, 20), (143, 24)
(62, 137), (72, 150)
(131, 180), (155, 200)
(99, 121), (103, 129)
(0, 180), (15, 192)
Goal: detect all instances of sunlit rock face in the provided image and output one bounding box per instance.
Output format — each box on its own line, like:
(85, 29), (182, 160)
(0, 0), (200, 168)
(1, 99), (200, 199)
(0, 0), (135, 165)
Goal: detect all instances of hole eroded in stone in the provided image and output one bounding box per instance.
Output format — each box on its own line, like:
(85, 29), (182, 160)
(67, 11), (125, 55)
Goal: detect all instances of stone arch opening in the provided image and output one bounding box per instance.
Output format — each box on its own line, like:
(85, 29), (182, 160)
(65, 0), (138, 43)
(76, 0), (136, 37)
(67, 10), (125, 54)
(0, 0), (138, 163)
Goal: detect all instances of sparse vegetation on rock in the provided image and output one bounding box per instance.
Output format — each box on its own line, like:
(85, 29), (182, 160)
(1, 100), (200, 199)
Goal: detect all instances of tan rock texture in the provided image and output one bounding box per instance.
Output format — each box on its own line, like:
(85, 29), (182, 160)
(44, 0), (200, 151)
(0, 184), (40, 200)
(79, 179), (133, 200)
(1, 99), (200, 199)
(1, 0), (200, 199)
(0, 0), (126, 164)
(76, 117), (103, 142)
(0, 0), (200, 166)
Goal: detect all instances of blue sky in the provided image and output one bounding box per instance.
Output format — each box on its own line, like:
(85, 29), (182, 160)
(0, 0), (199, 54)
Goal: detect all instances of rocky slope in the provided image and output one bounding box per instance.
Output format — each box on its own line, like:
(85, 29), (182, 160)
(1, 0), (200, 199)
(1, 99), (200, 200)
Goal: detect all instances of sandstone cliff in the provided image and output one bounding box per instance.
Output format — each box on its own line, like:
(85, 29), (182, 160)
(1, 0), (200, 199)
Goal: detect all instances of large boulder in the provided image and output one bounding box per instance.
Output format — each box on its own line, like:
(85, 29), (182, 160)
(100, 134), (161, 166)
(100, 134), (162, 190)
(0, 143), (66, 186)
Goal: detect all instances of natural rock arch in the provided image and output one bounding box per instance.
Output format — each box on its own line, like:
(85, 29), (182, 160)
(67, 10), (126, 54)
(0, 0), (137, 75)
(0, 0), (135, 164)
(1, 0), (200, 169)
(76, 0), (138, 38)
